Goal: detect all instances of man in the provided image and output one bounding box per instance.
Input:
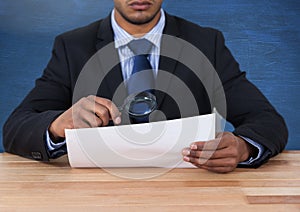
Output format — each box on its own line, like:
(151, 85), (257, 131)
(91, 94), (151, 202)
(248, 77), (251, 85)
(3, 0), (288, 173)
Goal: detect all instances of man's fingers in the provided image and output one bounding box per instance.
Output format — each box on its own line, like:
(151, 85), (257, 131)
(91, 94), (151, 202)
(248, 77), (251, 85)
(191, 139), (223, 151)
(87, 95), (121, 125)
(191, 132), (237, 151)
(74, 109), (103, 128)
(94, 105), (110, 126)
(184, 147), (238, 160)
(73, 97), (106, 128)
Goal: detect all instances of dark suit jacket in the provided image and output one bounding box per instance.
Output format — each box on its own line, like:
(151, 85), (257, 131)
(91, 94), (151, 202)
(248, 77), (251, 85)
(3, 13), (288, 167)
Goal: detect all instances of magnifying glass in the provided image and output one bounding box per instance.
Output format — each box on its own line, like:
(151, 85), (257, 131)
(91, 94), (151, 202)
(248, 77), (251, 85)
(118, 91), (157, 117)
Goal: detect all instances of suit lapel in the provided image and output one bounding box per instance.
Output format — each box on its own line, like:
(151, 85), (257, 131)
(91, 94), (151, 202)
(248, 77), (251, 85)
(156, 13), (183, 109)
(95, 14), (126, 105)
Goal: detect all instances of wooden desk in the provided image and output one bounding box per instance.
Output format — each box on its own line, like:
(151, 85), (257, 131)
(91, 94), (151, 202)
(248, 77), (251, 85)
(0, 151), (299, 211)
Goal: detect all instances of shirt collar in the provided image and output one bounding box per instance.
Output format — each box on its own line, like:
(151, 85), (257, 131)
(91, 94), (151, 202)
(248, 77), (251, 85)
(111, 9), (165, 49)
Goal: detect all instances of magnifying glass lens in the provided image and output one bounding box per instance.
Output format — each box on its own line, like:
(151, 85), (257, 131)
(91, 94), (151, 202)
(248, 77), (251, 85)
(128, 97), (156, 116)
(122, 92), (157, 117)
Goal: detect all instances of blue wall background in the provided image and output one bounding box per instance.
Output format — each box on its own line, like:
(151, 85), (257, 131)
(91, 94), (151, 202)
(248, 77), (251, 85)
(0, 0), (299, 151)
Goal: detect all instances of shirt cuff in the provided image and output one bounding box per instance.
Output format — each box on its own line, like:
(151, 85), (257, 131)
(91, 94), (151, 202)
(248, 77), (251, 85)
(238, 136), (265, 165)
(46, 130), (66, 151)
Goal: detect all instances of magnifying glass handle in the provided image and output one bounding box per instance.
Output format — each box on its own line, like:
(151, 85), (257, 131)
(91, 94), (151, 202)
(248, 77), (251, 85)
(117, 105), (124, 113)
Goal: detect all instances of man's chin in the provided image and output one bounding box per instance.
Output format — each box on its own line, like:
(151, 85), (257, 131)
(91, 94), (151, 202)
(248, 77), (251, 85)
(128, 19), (153, 25)
(125, 14), (156, 25)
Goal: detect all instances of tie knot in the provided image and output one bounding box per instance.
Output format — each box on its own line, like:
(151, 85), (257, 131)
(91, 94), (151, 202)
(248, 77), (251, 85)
(128, 39), (152, 55)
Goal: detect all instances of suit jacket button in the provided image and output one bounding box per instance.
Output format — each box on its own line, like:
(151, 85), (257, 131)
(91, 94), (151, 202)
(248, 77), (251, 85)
(31, 152), (42, 160)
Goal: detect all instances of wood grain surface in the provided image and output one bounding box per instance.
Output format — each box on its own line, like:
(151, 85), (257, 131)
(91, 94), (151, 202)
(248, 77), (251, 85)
(0, 151), (299, 211)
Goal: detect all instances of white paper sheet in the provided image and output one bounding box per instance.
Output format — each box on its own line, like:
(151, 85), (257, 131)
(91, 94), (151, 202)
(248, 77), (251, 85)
(66, 113), (216, 168)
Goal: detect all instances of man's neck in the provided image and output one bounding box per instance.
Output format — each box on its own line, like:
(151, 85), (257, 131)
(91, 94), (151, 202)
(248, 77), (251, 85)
(114, 10), (161, 37)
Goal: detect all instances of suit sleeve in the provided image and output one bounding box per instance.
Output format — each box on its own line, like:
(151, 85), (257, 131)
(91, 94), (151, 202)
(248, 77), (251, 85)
(3, 35), (72, 161)
(214, 31), (288, 167)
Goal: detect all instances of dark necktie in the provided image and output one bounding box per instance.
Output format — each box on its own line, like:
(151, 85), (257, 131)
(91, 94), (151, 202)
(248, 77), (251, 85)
(127, 39), (155, 95)
(127, 39), (155, 123)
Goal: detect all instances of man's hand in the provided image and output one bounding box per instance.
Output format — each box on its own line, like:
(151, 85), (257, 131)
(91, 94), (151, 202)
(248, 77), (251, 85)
(49, 95), (121, 141)
(182, 132), (254, 173)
